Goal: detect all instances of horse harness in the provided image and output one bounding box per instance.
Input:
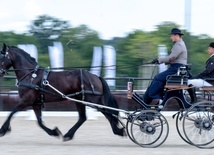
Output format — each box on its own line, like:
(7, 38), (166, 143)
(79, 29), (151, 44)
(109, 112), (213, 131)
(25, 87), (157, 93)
(18, 67), (102, 107)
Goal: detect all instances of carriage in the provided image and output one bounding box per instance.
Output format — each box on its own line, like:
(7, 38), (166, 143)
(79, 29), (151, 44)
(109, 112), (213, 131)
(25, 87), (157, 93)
(0, 43), (214, 149)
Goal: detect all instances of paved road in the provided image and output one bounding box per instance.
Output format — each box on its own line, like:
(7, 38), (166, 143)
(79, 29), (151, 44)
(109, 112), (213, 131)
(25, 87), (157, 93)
(0, 115), (213, 155)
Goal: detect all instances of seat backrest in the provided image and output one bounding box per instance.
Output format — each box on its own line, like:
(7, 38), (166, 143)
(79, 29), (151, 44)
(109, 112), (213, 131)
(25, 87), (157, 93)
(166, 75), (188, 86)
(177, 64), (192, 78)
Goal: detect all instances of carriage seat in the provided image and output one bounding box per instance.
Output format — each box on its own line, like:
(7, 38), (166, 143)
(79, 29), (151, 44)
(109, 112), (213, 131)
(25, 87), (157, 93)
(201, 86), (214, 91)
(165, 85), (189, 90)
(200, 85), (214, 101)
(165, 65), (189, 90)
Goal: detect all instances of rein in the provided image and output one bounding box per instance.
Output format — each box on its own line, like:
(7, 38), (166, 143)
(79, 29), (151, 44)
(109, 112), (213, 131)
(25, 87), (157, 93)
(6, 64), (117, 72)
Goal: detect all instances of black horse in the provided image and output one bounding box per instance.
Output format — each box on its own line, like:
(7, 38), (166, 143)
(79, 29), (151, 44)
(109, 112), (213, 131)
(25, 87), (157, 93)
(0, 43), (125, 141)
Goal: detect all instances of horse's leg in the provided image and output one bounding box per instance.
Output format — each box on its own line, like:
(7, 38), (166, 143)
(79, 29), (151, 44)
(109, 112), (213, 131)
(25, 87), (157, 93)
(63, 103), (86, 141)
(102, 111), (125, 137)
(0, 103), (28, 136)
(32, 104), (62, 137)
(98, 77), (125, 137)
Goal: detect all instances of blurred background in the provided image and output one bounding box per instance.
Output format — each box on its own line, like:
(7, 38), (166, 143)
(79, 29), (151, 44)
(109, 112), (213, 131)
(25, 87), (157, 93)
(0, 0), (213, 110)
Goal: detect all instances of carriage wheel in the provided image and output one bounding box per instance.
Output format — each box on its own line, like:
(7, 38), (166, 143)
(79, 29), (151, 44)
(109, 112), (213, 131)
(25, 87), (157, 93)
(182, 101), (214, 149)
(130, 110), (169, 148)
(175, 110), (192, 145)
(126, 110), (142, 144)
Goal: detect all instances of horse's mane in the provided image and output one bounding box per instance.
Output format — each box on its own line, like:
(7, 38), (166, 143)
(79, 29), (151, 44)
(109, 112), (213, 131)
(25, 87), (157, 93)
(10, 46), (37, 65)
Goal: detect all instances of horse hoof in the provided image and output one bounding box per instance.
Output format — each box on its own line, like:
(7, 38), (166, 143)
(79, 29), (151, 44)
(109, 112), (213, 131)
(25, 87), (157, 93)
(118, 128), (127, 137)
(0, 127), (11, 137)
(63, 136), (72, 142)
(0, 132), (5, 137)
(53, 127), (62, 137)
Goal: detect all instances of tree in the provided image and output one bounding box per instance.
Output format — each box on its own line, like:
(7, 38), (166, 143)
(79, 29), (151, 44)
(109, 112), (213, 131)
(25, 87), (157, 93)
(0, 31), (38, 47)
(28, 14), (70, 53)
(59, 25), (102, 67)
(115, 30), (159, 77)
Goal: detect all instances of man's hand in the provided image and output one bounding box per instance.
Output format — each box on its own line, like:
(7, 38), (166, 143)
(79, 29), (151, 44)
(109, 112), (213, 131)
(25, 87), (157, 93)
(151, 58), (159, 64)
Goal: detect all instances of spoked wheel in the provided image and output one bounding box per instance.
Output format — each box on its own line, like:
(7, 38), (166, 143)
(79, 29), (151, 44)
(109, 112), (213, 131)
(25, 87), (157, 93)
(130, 110), (169, 148)
(126, 110), (142, 144)
(175, 110), (192, 145)
(183, 101), (214, 149)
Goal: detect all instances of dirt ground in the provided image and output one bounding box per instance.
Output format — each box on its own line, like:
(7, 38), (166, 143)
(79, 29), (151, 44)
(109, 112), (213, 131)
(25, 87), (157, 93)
(0, 115), (213, 155)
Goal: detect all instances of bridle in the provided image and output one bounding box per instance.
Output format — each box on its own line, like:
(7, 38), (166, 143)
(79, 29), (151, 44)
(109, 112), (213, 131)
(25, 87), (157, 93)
(0, 47), (10, 75)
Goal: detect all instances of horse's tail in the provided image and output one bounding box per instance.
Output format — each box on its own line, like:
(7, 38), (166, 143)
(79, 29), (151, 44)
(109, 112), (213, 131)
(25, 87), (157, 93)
(99, 77), (119, 115)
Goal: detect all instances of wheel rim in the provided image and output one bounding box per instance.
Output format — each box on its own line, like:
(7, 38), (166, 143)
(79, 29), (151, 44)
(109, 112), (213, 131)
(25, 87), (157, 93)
(183, 101), (214, 148)
(175, 111), (192, 145)
(130, 110), (169, 148)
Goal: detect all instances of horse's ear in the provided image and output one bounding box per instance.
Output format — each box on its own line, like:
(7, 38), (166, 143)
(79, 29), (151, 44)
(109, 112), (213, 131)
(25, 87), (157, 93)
(2, 43), (7, 54)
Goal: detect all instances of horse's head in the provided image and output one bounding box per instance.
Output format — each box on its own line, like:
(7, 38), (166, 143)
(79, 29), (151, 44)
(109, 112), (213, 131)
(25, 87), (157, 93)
(0, 43), (12, 77)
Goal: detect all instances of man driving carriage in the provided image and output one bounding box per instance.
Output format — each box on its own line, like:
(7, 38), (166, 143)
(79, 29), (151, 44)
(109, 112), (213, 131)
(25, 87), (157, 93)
(143, 28), (190, 104)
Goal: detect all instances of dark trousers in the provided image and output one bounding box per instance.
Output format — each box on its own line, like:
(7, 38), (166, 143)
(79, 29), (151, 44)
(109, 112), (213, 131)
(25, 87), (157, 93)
(143, 63), (184, 104)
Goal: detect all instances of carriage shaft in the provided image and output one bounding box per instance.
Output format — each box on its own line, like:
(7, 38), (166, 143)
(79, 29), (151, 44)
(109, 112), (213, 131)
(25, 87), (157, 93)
(44, 81), (130, 115)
